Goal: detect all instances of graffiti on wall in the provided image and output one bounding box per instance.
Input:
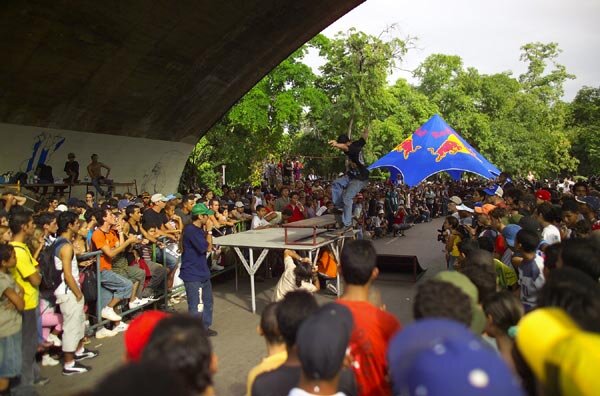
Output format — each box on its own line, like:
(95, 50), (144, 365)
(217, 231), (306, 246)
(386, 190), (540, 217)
(23, 132), (66, 172)
(139, 150), (187, 193)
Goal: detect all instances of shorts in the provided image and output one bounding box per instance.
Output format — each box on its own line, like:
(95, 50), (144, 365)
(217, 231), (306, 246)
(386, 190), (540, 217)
(0, 331), (22, 378)
(57, 293), (85, 352)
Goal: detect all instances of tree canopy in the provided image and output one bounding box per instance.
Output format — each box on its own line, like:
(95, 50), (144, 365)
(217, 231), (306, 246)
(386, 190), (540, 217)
(179, 30), (597, 190)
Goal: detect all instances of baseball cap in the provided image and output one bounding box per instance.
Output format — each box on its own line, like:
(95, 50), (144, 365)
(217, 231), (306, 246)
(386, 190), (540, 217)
(502, 224), (521, 248)
(474, 204), (497, 215)
(577, 195), (600, 213)
(449, 196), (462, 205)
(235, 201), (244, 208)
(124, 310), (170, 361)
(191, 203), (214, 216)
(165, 194), (176, 201)
(455, 204), (474, 213)
(388, 318), (524, 396)
(296, 303), (353, 381)
(336, 134), (350, 144)
(434, 271), (485, 334)
(516, 308), (600, 396)
(535, 189), (551, 202)
(483, 185), (503, 198)
(151, 193), (169, 203)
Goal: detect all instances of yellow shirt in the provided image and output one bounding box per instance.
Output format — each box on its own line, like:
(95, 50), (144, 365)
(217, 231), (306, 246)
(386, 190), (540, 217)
(246, 350), (287, 396)
(10, 241), (39, 310)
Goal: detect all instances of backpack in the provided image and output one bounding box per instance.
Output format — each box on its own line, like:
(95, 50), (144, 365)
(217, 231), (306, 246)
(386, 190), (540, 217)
(38, 237), (69, 301)
(80, 266), (98, 302)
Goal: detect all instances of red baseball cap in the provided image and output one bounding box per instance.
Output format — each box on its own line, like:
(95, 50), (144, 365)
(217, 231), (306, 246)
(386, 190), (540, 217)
(124, 310), (170, 361)
(535, 189), (551, 202)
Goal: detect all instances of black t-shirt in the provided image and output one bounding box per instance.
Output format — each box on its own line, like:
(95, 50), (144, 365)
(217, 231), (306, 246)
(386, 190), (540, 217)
(252, 365), (356, 396)
(142, 208), (168, 230)
(345, 138), (369, 181)
(64, 160), (79, 175)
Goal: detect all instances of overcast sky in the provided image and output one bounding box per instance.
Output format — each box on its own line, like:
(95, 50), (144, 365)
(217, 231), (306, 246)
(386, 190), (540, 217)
(304, 0), (600, 101)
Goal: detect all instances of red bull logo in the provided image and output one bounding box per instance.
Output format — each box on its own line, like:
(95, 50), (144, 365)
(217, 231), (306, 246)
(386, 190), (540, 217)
(393, 136), (421, 160)
(428, 134), (473, 162)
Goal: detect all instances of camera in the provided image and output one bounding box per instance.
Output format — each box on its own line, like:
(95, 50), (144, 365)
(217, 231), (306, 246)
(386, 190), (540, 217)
(437, 229), (447, 243)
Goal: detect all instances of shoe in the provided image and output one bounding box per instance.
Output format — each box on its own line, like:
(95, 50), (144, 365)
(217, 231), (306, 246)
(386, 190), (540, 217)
(62, 362), (91, 376)
(113, 322), (129, 333)
(42, 354), (60, 367)
(101, 306), (122, 322)
(95, 327), (117, 339)
(326, 283), (338, 295)
(146, 295), (160, 302)
(333, 207), (344, 215)
(74, 348), (99, 361)
(128, 298), (148, 309)
(206, 328), (218, 337)
(211, 263), (225, 271)
(34, 377), (50, 386)
(47, 333), (62, 347)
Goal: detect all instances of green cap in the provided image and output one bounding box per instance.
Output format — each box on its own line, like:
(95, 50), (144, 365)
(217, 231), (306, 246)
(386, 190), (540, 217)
(434, 271), (486, 334)
(191, 203), (214, 216)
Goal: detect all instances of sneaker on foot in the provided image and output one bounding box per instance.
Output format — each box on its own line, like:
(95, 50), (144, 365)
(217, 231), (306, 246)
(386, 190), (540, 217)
(74, 348), (99, 361)
(42, 354), (60, 367)
(146, 295), (160, 302)
(128, 298), (147, 309)
(95, 327), (117, 339)
(211, 263), (225, 271)
(113, 322), (129, 333)
(46, 333), (62, 347)
(62, 362), (91, 376)
(101, 306), (122, 322)
(206, 328), (218, 337)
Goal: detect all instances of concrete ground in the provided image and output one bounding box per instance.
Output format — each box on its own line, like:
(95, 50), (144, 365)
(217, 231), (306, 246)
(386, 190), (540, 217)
(39, 218), (446, 396)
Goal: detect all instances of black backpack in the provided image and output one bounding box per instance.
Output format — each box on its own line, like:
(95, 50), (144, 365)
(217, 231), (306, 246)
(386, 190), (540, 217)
(38, 237), (69, 300)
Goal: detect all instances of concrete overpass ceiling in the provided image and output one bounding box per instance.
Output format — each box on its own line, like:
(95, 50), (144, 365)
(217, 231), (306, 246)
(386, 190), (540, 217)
(0, 0), (364, 143)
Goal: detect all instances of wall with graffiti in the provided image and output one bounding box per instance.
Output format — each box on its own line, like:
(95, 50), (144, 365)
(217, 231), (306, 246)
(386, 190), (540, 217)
(0, 123), (194, 195)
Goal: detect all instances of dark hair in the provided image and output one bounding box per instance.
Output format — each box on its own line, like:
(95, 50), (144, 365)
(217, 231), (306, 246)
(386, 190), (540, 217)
(573, 181), (588, 193)
(489, 207), (507, 220)
(503, 188), (522, 204)
(281, 207), (293, 217)
(463, 249), (494, 272)
(0, 244), (15, 263)
(84, 208), (102, 223)
(573, 219), (591, 238)
(91, 362), (190, 396)
(142, 315), (213, 394)
(336, 134), (350, 144)
(255, 205), (265, 212)
(96, 208), (113, 227)
(340, 240), (377, 285)
(413, 279), (472, 327)
(462, 264), (497, 303)
(519, 194), (537, 215)
(35, 211), (56, 227)
(293, 261), (313, 287)
(86, 191), (95, 198)
(536, 202), (560, 223)
(561, 199), (579, 214)
(483, 291), (523, 334)
(560, 238), (600, 280)
(276, 290), (319, 347)
(516, 229), (540, 253)
(8, 211), (32, 235)
(537, 267), (600, 332)
(57, 211), (79, 235)
(445, 216), (459, 229)
(125, 205), (140, 219)
(260, 302), (284, 345)
(458, 238), (479, 257)
(543, 243), (562, 272)
(477, 236), (494, 253)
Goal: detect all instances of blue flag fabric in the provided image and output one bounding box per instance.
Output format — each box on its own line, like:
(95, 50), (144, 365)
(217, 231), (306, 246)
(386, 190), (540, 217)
(368, 114), (501, 187)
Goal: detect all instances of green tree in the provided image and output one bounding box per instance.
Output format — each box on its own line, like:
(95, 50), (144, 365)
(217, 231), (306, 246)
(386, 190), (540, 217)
(569, 86), (600, 174)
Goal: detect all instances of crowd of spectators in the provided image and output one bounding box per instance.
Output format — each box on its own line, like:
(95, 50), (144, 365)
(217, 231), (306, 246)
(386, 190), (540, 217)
(0, 170), (599, 395)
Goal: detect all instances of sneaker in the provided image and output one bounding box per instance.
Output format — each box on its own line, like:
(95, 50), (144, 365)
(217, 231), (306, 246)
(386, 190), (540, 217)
(211, 263), (225, 271)
(326, 283), (339, 295)
(113, 322), (129, 333)
(33, 377), (50, 386)
(206, 328), (218, 337)
(95, 327), (117, 339)
(46, 333), (62, 347)
(101, 306), (122, 322)
(74, 348), (99, 361)
(42, 354), (60, 367)
(146, 295), (160, 302)
(128, 298), (147, 309)
(62, 362), (91, 376)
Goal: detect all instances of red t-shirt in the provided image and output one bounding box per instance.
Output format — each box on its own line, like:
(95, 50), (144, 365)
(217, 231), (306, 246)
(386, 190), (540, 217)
(336, 300), (401, 396)
(285, 203), (305, 223)
(494, 234), (507, 257)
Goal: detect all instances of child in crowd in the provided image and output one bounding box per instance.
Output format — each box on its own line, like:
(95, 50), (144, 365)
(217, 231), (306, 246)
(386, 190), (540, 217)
(514, 229), (545, 312)
(0, 244), (24, 396)
(246, 302), (287, 396)
(0, 225), (11, 244)
(483, 291), (524, 372)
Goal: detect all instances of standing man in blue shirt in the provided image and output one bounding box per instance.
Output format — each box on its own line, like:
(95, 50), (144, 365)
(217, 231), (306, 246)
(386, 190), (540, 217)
(180, 203), (217, 336)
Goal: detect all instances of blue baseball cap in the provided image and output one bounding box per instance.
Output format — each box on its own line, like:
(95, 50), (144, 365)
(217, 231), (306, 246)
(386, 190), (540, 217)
(388, 319), (524, 396)
(483, 185), (503, 198)
(502, 224), (522, 248)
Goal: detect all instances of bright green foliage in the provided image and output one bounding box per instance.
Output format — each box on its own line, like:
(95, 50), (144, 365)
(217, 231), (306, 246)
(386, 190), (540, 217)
(180, 32), (595, 191)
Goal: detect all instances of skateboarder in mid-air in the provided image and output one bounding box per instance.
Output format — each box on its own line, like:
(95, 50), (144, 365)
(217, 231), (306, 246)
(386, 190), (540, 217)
(328, 127), (370, 232)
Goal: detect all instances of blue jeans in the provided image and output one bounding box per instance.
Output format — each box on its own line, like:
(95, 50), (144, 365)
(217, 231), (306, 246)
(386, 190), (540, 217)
(156, 247), (179, 270)
(332, 175), (368, 227)
(184, 280), (213, 329)
(100, 270), (133, 309)
(91, 177), (113, 196)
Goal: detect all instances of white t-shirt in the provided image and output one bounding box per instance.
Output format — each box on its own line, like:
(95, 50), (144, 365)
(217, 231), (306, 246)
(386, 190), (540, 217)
(53, 240), (80, 296)
(251, 215), (270, 230)
(272, 256), (317, 302)
(542, 224), (561, 245)
(289, 388), (345, 396)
